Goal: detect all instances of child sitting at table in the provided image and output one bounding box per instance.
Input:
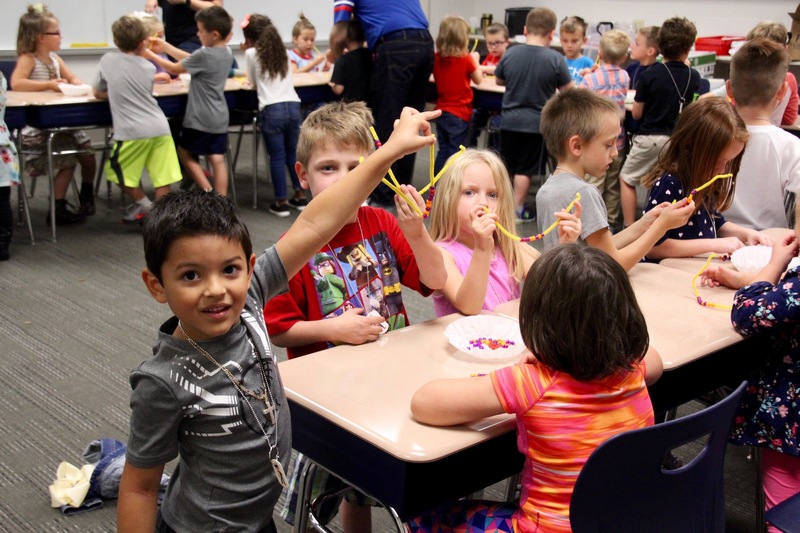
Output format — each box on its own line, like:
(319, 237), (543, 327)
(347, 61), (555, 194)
(92, 15), (182, 225)
(701, 212), (800, 529)
(428, 148), (581, 317)
(641, 97), (772, 260)
(146, 5), (233, 196)
(241, 13), (308, 217)
(408, 243), (663, 533)
(560, 15), (594, 84)
(264, 101), (446, 533)
(468, 22), (509, 150)
(719, 38), (800, 231)
(117, 106), (441, 533)
(578, 29), (631, 232)
(432, 15), (482, 174)
(329, 19), (372, 104)
(289, 13), (328, 73)
(11, 3), (97, 224)
(0, 72), (20, 260)
(536, 88), (694, 271)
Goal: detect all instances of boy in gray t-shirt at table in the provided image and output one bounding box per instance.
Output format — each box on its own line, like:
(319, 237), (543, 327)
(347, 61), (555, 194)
(146, 6), (233, 196)
(93, 15), (182, 224)
(536, 89), (693, 272)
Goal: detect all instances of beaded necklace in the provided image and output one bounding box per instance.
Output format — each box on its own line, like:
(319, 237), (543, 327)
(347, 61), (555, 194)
(177, 322), (288, 487)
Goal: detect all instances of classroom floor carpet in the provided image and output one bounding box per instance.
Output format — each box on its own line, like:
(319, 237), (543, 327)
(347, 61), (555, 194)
(0, 130), (761, 532)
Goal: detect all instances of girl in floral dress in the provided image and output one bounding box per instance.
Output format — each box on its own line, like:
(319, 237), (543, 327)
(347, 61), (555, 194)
(703, 226), (800, 531)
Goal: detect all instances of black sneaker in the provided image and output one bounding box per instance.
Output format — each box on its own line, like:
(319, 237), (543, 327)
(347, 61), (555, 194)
(288, 197), (308, 211)
(47, 201), (86, 226)
(515, 204), (536, 224)
(269, 203), (292, 217)
(79, 186), (96, 216)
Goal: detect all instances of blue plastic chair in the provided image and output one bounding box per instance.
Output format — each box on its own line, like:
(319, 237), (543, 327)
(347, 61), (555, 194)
(766, 489), (800, 532)
(570, 381), (747, 533)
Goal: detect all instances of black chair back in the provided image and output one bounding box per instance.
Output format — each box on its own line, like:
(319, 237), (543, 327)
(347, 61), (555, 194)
(570, 381), (747, 533)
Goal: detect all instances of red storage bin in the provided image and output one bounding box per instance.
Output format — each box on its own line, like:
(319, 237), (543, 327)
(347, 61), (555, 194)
(695, 35), (746, 56)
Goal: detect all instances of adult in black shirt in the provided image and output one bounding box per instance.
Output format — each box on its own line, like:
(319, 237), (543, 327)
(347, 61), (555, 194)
(144, 0), (225, 53)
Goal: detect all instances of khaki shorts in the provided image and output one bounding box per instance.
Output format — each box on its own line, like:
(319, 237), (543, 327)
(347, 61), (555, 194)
(620, 134), (669, 187)
(106, 136), (182, 189)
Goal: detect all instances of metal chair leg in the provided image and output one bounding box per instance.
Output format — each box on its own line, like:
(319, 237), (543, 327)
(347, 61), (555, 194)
(231, 122), (245, 173)
(252, 113), (259, 209)
(226, 143), (237, 205)
(47, 132), (57, 242)
(17, 180), (34, 245)
(95, 128), (114, 209)
(294, 460), (318, 533)
(503, 472), (521, 502)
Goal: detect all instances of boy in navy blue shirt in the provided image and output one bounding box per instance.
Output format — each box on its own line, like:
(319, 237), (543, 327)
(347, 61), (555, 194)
(619, 17), (700, 227)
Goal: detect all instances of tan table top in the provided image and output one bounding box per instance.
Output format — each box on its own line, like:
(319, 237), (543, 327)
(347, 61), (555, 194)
(494, 262), (741, 370)
(278, 312), (517, 463)
(658, 227), (795, 274)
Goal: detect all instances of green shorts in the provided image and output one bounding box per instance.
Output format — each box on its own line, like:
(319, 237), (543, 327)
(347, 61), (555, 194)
(106, 136), (182, 189)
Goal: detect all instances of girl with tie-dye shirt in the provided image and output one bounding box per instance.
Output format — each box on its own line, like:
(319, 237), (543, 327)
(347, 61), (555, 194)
(408, 244), (663, 533)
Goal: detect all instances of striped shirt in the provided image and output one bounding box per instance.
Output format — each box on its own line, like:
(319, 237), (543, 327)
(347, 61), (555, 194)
(491, 361), (653, 533)
(579, 64), (630, 149)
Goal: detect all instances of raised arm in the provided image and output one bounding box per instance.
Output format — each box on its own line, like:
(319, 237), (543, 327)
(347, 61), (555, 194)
(394, 185), (447, 289)
(276, 108), (441, 278)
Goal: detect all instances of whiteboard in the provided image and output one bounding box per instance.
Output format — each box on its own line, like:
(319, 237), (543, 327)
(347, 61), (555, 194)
(1, 0), (335, 51)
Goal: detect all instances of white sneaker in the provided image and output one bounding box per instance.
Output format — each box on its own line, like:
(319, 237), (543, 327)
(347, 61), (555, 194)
(122, 203), (149, 225)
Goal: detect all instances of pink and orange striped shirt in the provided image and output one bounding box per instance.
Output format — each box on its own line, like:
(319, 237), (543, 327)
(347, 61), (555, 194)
(491, 360), (653, 533)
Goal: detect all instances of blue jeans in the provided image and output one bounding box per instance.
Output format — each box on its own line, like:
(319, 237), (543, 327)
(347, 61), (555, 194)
(259, 102), (302, 201)
(369, 29), (434, 206)
(469, 108), (501, 151)
(434, 112), (469, 175)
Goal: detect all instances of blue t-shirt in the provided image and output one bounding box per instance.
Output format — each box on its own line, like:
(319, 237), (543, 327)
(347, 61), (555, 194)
(566, 56), (594, 84)
(333, 0), (428, 50)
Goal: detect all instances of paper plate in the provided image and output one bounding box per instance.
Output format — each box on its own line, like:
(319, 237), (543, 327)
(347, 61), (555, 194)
(730, 246), (800, 273)
(58, 83), (93, 97)
(444, 315), (525, 359)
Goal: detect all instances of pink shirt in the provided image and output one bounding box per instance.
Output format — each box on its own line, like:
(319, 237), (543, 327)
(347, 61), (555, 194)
(492, 361), (653, 532)
(433, 240), (520, 317)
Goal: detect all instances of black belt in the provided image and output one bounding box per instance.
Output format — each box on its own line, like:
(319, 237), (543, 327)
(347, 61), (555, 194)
(375, 28), (430, 47)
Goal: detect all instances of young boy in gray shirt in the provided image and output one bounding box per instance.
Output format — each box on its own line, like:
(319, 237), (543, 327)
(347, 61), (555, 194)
(146, 6), (233, 196)
(93, 15), (182, 224)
